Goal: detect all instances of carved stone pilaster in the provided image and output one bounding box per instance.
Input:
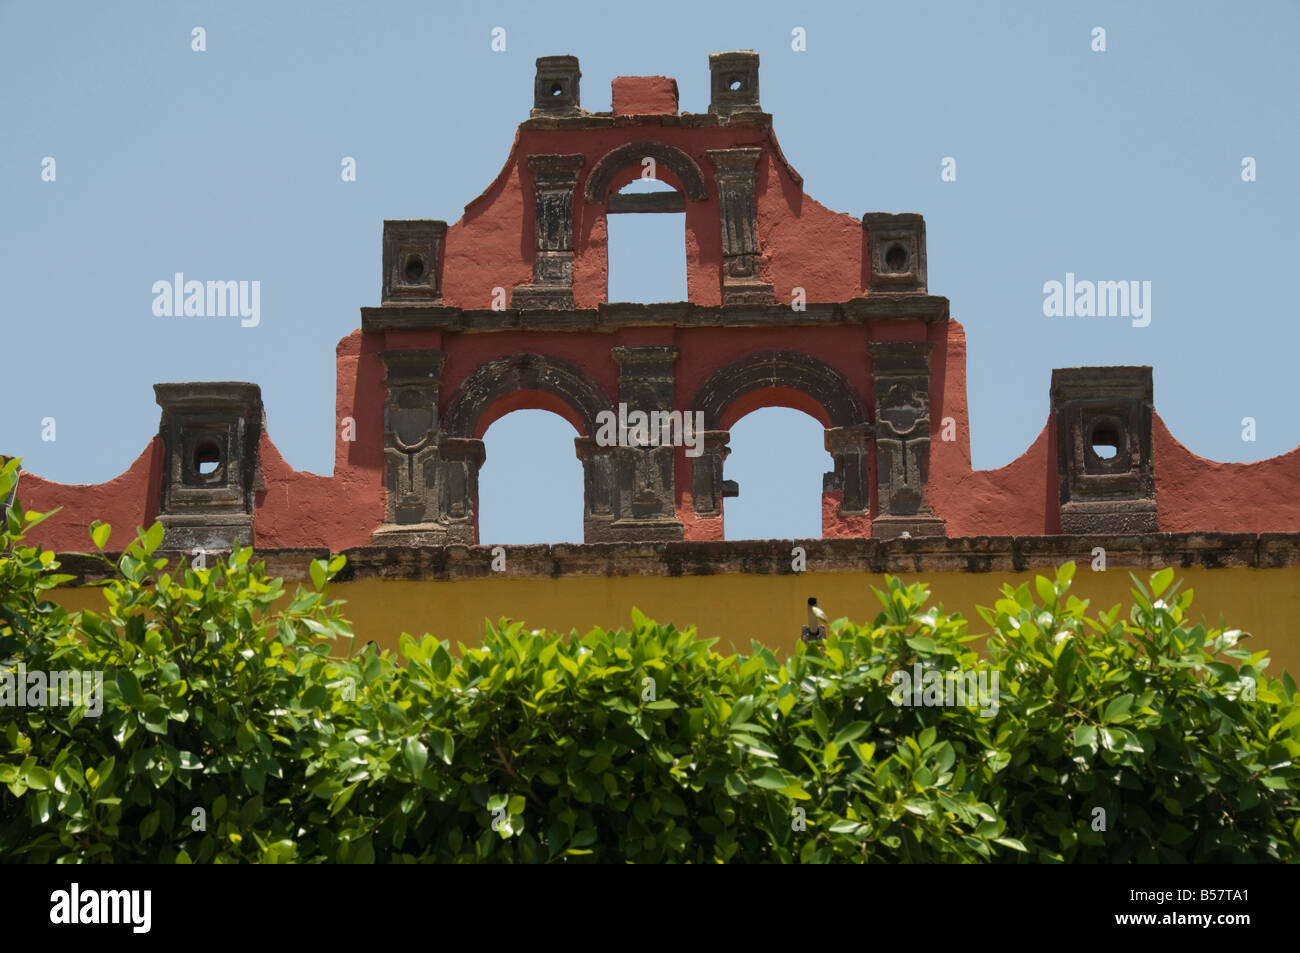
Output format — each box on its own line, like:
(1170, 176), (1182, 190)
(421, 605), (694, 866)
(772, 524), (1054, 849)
(692, 430), (734, 516)
(1052, 366), (1156, 534)
(575, 436), (617, 541)
(436, 437), (486, 544)
(606, 346), (684, 540)
(706, 149), (774, 306)
(824, 424), (872, 515)
(513, 154), (584, 310)
(373, 350), (446, 545)
(154, 382), (263, 550)
(868, 342), (945, 538)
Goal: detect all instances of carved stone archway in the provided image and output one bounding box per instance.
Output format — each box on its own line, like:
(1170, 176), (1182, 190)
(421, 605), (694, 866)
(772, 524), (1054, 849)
(689, 351), (872, 517)
(583, 141), (709, 204)
(442, 353), (611, 439)
(440, 353), (625, 543)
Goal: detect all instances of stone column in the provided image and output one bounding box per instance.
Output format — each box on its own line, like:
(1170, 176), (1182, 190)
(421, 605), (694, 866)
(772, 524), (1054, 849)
(373, 350), (446, 545)
(436, 437), (486, 544)
(824, 424), (872, 514)
(513, 154), (584, 310)
(691, 430), (734, 517)
(154, 382), (263, 550)
(608, 346), (684, 541)
(706, 148), (775, 305)
(868, 342), (945, 538)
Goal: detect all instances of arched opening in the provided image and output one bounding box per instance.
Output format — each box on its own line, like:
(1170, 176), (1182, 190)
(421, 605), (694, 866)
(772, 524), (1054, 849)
(478, 409), (584, 544)
(606, 177), (687, 304)
(723, 407), (830, 540)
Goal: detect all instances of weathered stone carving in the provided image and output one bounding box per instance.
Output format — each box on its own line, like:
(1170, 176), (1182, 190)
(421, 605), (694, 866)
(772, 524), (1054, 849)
(532, 55), (582, 118)
(693, 350), (868, 430)
(691, 350), (871, 524)
(863, 213), (927, 292)
(691, 430), (734, 516)
(442, 353), (621, 543)
(584, 141), (709, 203)
(707, 148), (775, 305)
(436, 437), (486, 543)
(868, 342), (945, 538)
(442, 353), (608, 438)
(708, 51), (761, 118)
(1052, 366), (1156, 534)
(382, 220), (446, 303)
(154, 382), (263, 550)
(513, 154), (585, 310)
(604, 346), (684, 541)
(373, 350), (446, 544)
(824, 424), (872, 514)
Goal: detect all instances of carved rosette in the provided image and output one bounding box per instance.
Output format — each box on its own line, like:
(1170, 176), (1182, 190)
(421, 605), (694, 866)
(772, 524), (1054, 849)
(706, 149), (775, 305)
(868, 342), (945, 538)
(513, 154), (584, 310)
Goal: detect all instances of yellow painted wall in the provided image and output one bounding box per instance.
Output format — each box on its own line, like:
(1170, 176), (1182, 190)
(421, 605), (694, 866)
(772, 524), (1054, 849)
(48, 567), (1300, 678)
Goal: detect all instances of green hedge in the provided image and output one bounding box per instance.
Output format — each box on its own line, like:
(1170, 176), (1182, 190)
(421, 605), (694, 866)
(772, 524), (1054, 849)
(2, 459), (1298, 862)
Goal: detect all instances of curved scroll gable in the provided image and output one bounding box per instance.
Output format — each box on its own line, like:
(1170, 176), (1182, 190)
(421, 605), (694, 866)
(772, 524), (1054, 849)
(583, 141), (709, 203)
(442, 353), (614, 438)
(692, 350), (869, 430)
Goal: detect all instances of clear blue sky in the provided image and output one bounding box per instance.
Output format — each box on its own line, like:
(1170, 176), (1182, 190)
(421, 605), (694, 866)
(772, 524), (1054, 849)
(2, 1), (1296, 543)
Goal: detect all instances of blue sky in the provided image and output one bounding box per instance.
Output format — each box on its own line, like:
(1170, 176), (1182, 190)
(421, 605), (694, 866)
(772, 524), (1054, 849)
(2, 1), (1296, 543)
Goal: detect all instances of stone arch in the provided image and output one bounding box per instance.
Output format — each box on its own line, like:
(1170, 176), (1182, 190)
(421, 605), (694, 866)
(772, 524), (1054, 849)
(583, 141), (709, 203)
(691, 350), (868, 430)
(690, 351), (872, 519)
(442, 353), (612, 438)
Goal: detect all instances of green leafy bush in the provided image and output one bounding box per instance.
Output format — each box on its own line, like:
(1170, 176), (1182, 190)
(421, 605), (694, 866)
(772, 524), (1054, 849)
(1, 461), (1297, 862)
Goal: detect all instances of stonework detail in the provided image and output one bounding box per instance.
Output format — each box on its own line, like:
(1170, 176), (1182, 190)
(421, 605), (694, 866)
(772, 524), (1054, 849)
(513, 154), (585, 310)
(868, 342), (945, 538)
(532, 55), (582, 118)
(602, 346), (684, 541)
(708, 51), (761, 118)
(436, 437), (486, 543)
(693, 351), (868, 430)
(441, 353), (609, 439)
(154, 382), (263, 550)
(691, 431), (734, 516)
(374, 350), (446, 544)
(707, 148), (774, 305)
(1052, 366), (1157, 534)
(382, 220), (446, 303)
(863, 213), (927, 292)
(584, 141), (708, 203)
(824, 425), (873, 515)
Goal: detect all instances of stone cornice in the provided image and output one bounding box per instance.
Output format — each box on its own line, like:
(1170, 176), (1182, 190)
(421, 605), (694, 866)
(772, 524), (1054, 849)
(518, 112), (773, 132)
(360, 297), (951, 334)
(52, 533), (1300, 585)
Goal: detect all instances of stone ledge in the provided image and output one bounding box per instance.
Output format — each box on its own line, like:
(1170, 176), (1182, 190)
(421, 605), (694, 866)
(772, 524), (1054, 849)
(50, 533), (1300, 585)
(359, 297), (951, 334)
